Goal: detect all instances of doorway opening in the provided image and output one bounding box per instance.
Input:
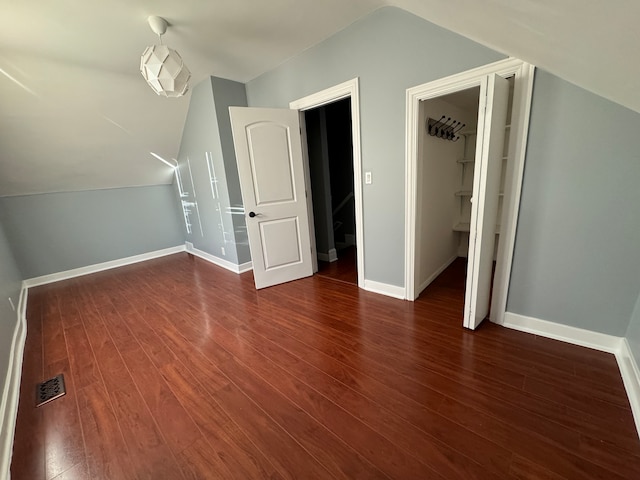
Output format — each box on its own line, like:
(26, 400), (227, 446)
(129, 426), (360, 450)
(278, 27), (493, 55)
(304, 98), (357, 285)
(415, 80), (514, 322)
(405, 58), (535, 329)
(290, 78), (365, 289)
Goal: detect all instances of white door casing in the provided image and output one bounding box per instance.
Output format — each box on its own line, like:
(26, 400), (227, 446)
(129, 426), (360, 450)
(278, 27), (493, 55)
(289, 78), (365, 289)
(405, 58), (536, 327)
(229, 107), (313, 289)
(463, 74), (510, 329)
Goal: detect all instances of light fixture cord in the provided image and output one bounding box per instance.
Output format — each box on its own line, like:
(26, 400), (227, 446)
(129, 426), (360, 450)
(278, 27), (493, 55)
(158, 33), (163, 46)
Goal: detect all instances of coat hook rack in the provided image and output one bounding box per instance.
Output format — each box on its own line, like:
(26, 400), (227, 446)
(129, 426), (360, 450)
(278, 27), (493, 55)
(426, 115), (465, 142)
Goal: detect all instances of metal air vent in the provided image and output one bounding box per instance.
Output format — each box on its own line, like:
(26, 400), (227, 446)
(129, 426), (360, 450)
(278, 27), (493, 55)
(36, 374), (66, 407)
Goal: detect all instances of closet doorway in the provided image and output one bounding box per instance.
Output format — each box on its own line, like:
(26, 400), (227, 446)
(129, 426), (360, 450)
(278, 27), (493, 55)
(416, 77), (510, 329)
(405, 59), (535, 329)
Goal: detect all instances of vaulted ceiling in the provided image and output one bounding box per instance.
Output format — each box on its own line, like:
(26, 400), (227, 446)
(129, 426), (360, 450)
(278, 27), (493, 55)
(1, 0), (637, 197)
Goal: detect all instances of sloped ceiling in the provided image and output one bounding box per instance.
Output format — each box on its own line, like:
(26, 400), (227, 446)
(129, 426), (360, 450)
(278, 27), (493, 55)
(1, 0), (637, 196)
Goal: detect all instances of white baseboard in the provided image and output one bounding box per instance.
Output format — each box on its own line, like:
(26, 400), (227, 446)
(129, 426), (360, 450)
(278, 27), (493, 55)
(186, 244), (253, 274)
(0, 285), (28, 479)
(415, 255), (457, 300)
(23, 245), (186, 288)
(363, 279), (405, 300)
(503, 312), (640, 439)
(317, 248), (338, 263)
(236, 261), (253, 274)
(617, 339), (640, 438)
(502, 312), (621, 353)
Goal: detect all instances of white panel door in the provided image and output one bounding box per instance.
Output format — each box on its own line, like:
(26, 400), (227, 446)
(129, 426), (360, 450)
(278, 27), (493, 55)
(229, 107), (313, 289)
(464, 74), (510, 329)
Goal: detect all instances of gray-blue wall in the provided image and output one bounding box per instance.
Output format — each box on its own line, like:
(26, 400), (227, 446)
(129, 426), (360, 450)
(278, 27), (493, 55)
(177, 77), (227, 257)
(0, 220), (23, 413)
(0, 185), (184, 279)
(508, 71), (640, 336)
(212, 77), (251, 262)
(177, 76), (250, 265)
(246, 6), (505, 286)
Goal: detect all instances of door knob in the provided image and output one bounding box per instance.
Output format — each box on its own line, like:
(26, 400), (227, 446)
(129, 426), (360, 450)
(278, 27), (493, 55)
(248, 211), (260, 218)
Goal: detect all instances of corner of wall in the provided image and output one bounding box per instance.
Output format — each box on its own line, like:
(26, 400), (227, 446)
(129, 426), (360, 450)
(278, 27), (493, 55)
(502, 311), (640, 439)
(185, 242), (252, 274)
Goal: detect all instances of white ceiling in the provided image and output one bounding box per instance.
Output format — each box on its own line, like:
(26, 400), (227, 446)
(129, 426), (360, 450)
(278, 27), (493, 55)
(1, 0), (637, 197)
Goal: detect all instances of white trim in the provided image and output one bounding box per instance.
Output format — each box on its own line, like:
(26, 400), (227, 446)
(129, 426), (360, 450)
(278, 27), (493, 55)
(237, 262), (253, 274)
(502, 312), (621, 353)
(290, 78), (365, 289)
(415, 255), (458, 299)
(289, 79), (354, 110)
(317, 248), (338, 263)
(503, 312), (640, 439)
(23, 245), (185, 287)
(296, 112), (320, 275)
(363, 280), (405, 300)
(186, 244), (253, 274)
(0, 285), (28, 479)
(404, 58), (535, 321)
(490, 62), (536, 325)
(617, 339), (640, 438)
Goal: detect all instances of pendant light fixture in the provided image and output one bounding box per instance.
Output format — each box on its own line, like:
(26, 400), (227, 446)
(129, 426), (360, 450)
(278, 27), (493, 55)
(140, 16), (191, 97)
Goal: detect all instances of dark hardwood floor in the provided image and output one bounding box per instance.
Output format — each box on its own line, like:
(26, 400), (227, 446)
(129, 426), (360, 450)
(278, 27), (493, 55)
(11, 253), (640, 479)
(316, 246), (357, 285)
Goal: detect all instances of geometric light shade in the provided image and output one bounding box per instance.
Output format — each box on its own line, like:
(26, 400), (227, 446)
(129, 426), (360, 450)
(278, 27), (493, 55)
(140, 45), (191, 97)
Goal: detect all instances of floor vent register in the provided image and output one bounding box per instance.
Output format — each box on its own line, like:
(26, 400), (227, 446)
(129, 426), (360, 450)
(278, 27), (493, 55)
(35, 374), (66, 407)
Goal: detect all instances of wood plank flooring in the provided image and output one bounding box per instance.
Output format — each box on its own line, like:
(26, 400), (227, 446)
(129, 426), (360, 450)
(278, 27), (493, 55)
(11, 254), (640, 479)
(316, 246), (357, 285)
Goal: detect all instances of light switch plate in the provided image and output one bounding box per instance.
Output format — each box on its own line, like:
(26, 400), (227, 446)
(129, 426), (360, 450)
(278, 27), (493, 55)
(365, 171), (372, 184)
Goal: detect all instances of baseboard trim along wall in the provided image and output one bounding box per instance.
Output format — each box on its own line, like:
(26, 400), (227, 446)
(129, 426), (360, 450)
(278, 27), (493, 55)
(317, 249), (338, 263)
(0, 286), (28, 479)
(502, 312), (640, 438)
(363, 279), (405, 300)
(23, 245), (186, 288)
(502, 312), (621, 353)
(22, 242), (255, 289)
(185, 243), (253, 274)
(617, 339), (640, 436)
